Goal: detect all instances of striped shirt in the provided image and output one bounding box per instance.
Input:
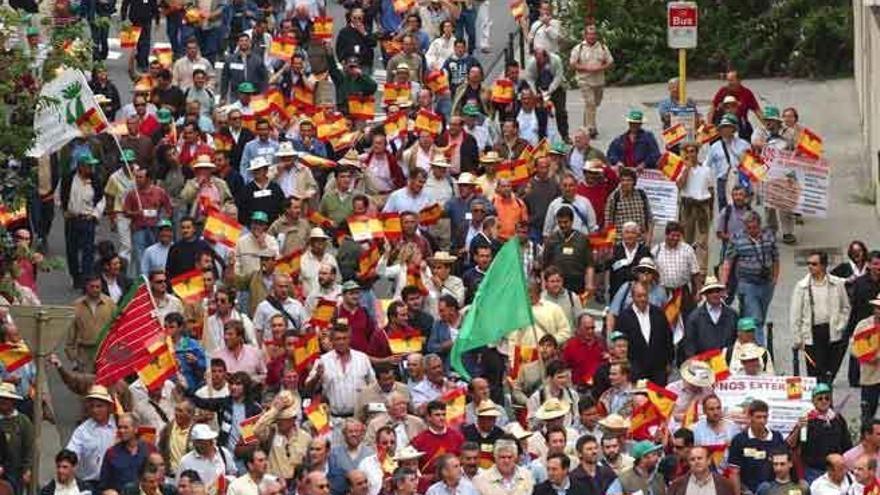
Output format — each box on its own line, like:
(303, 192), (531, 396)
(309, 350), (375, 416)
(725, 229), (778, 283)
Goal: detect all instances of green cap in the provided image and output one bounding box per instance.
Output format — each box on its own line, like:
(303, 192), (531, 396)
(462, 104), (481, 117)
(549, 141), (569, 155)
(250, 211), (269, 223)
(719, 113), (739, 128)
(79, 153), (100, 166)
(626, 109), (644, 123)
(737, 317), (757, 332)
(609, 331), (627, 342)
(631, 440), (662, 460)
(121, 149), (137, 163)
(764, 106), (782, 121)
(25, 26), (39, 37)
(238, 82), (257, 94)
(341, 280), (362, 292)
(156, 108), (173, 124)
(813, 383), (832, 396)
(157, 219), (173, 230)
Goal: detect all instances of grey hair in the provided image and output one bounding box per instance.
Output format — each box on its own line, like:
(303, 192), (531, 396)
(622, 221), (641, 233)
(494, 439), (518, 457)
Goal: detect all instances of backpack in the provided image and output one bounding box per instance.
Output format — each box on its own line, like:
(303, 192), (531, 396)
(610, 188), (650, 224)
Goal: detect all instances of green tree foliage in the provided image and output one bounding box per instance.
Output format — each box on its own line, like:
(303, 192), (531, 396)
(563, 0), (854, 85)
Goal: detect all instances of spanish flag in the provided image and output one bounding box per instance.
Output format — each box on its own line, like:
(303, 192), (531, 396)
(704, 444), (727, 468)
(293, 331), (320, 372)
(380, 212), (402, 241)
(240, 113), (256, 132)
(532, 138), (550, 161)
(239, 413), (262, 444)
(496, 159), (530, 187)
(406, 266), (428, 295)
(425, 70), (449, 95)
(305, 395), (331, 435)
(507, 345), (538, 380)
(796, 127), (823, 159)
(696, 123), (719, 145)
(136, 339), (178, 392)
(738, 150), (768, 183)
(317, 116), (348, 140)
(213, 133), (234, 152)
(384, 111), (409, 139)
(490, 79), (514, 105)
(308, 210), (335, 229)
(269, 36), (297, 60)
(588, 226), (617, 249)
(276, 249), (303, 278)
(313, 16), (333, 40)
(203, 210), (243, 249)
(387, 328), (425, 354)
(250, 94), (273, 117)
(519, 144), (534, 164)
(509, 0), (527, 21)
(0, 204), (27, 229)
(137, 426), (157, 444)
(664, 287), (684, 328)
(151, 46), (173, 67)
(348, 215), (384, 241)
(292, 85), (316, 110)
(645, 380), (677, 418)
(658, 152), (685, 181)
(441, 386), (467, 426)
(682, 399), (699, 429)
(630, 381), (677, 440)
(418, 203), (443, 226)
(184, 7), (205, 24)
(309, 299), (336, 328)
(119, 25), (142, 49)
(853, 324), (880, 363)
(392, 0), (414, 13)
(0, 342), (32, 372)
(383, 82), (411, 105)
(265, 88), (286, 114)
(358, 241), (381, 279)
(662, 123), (687, 149)
(786, 377), (803, 400)
(382, 39), (403, 56)
(348, 94), (376, 121)
(298, 154), (336, 170)
(329, 131), (361, 153)
(691, 348), (731, 381)
(170, 268), (207, 304)
(76, 107), (108, 135)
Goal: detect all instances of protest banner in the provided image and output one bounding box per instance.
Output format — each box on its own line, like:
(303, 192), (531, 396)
(762, 148), (830, 218)
(636, 170), (679, 225)
(713, 375), (817, 435)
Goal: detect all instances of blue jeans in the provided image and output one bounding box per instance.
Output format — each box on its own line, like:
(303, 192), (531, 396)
(166, 12), (184, 57)
(435, 94), (452, 120)
(736, 279), (774, 345)
(65, 217), (96, 287)
(455, 8), (477, 54)
(132, 227), (157, 277)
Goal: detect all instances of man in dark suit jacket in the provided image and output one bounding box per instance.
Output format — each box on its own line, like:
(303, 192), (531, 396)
(437, 117), (480, 175)
(667, 446), (736, 495)
(534, 452), (597, 495)
(682, 279), (739, 360)
(221, 111), (256, 173)
(617, 281), (674, 385)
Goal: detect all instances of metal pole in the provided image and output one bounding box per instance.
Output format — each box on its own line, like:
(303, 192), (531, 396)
(30, 310), (48, 495)
(678, 48), (687, 103)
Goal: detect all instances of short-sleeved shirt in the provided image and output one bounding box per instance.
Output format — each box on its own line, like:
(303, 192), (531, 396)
(605, 188), (652, 233)
(652, 241), (701, 288)
(727, 427), (785, 493)
(725, 229), (778, 283)
(543, 230), (592, 293)
(569, 40), (614, 87)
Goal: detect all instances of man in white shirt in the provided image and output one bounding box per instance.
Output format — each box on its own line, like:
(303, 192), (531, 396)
(703, 114), (751, 210)
(299, 228), (341, 296)
(65, 385), (118, 487)
(306, 324), (376, 417)
(527, 2), (561, 53)
(810, 454), (852, 495)
(177, 424), (236, 493)
(227, 449), (278, 495)
(172, 39), (215, 90)
(677, 141), (714, 273)
(253, 273), (309, 340)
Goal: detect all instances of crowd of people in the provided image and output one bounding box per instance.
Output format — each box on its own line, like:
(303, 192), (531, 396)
(1, 1), (879, 495)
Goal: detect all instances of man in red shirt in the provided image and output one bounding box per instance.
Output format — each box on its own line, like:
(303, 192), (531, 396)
(577, 159), (619, 228)
(562, 313), (606, 393)
(336, 281), (376, 354)
(708, 71), (765, 140)
(124, 167), (173, 276)
(410, 400), (465, 488)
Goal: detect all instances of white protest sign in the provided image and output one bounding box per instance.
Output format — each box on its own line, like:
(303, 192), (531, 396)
(762, 148), (829, 218)
(713, 375), (816, 435)
(637, 169), (679, 225)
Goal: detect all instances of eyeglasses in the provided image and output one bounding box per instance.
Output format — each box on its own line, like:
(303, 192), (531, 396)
(152, 279), (167, 284)
(814, 395), (831, 401)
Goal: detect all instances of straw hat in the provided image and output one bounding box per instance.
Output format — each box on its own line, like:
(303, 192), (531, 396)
(598, 413), (630, 432)
(479, 151), (502, 163)
(85, 384), (114, 404)
(393, 445), (425, 461)
(475, 400), (502, 417)
(275, 141), (297, 157)
(633, 257), (658, 274)
(535, 397), (569, 420)
(191, 423), (219, 441)
(680, 360), (715, 388)
(0, 383), (22, 401)
(584, 159), (605, 173)
(247, 155), (271, 171)
(429, 251), (458, 264)
(457, 172), (478, 185)
(276, 406), (299, 420)
(430, 157), (452, 168)
(700, 276), (726, 294)
(722, 95), (738, 105)
(506, 422), (534, 440)
(738, 342), (764, 361)
(338, 149), (362, 167)
(192, 154), (216, 169)
(309, 227), (329, 240)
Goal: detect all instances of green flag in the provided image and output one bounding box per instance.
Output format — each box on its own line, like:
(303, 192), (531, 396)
(451, 238), (534, 380)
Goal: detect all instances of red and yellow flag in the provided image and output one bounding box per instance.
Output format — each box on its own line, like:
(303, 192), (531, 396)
(382, 39), (403, 56)
(348, 94), (376, 121)
(588, 226), (617, 249)
(348, 215), (384, 241)
(309, 299), (336, 328)
(358, 241), (381, 279)
(0, 204), (27, 229)
(137, 426), (157, 444)
(393, 0), (414, 13)
(239, 413), (262, 444)
(76, 107), (108, 135)
(308, 210), (335, 229)
(682, 399), (700, 429)
(184, 7), (205, 24)
(293, 332), (321, 372)
(796, 127), (823, 159)
(532, 138), (550, 161)
(658, 152), (685, 182)
(213, 133), (234, 152)
(496, 159), (530, 187)
(704, 444), (726, 467)
(380, 212), (402, 241)
(645, 381), (677, 418)
(240, 113), (257, 132)
(418, 203), (443, 226)
(317, 115), (348, 140)
(406, 266), (428, 295)
(491, 79), (515, 105)
(170, 268), (207, 304)
(854, 324), (880, 363)
(383, 82), (411, 105)
(313, 16), (333, 40)
(305, 395), (331, 435)
(292, 85), (316, 110)
(662, 123), (687, 149)
(276, 249), (303, 278)
(384, 111), (409, 138)
(507, 345), (538, 380)
(203, 210), (243, 249)
(425, 70), (450, 95)
(119, 25), (142, 49)
(739, 150), (769, 183)
(329, 130), (361, 153)
(696, 123), (719, 145)
(0, 342), (31, 373)
(298, 154), (336, 170)
(151, 46), (173, 67)
(442, 386), (467, 426)
(269, 36), (297, 60)
(664, 287), (684, 328)
(509, 0), (527, 21)
(691, 348), (731, 381)
(250, 94), (273, 117)
(136, 339), (178, 392)
(387, 328), (425, 354)
(630, 381), (678, 440)
(266, 88), (287, 115)
(786, 377), (803, 400)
